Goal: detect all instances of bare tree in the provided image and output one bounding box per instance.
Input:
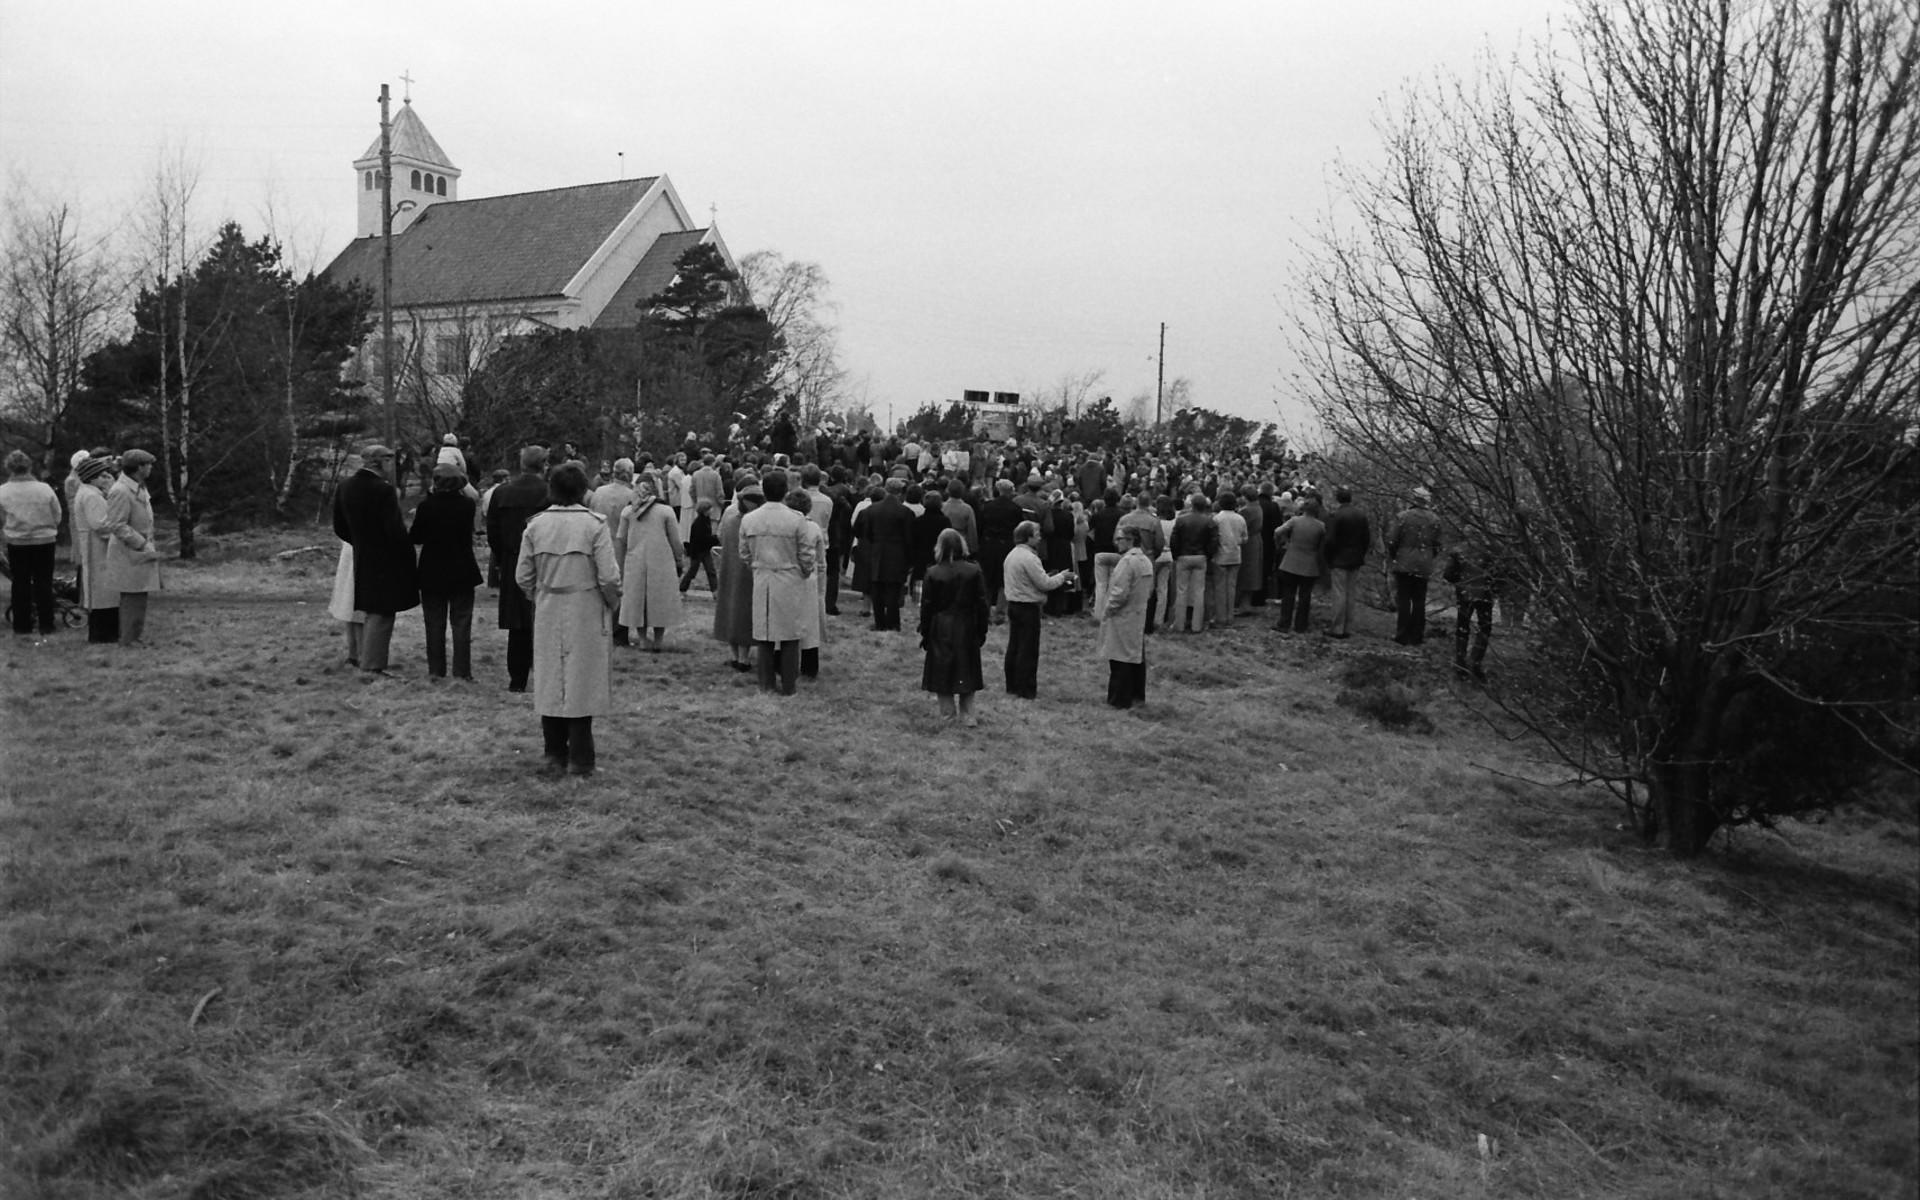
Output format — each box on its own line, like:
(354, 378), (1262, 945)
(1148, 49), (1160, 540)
(0, 181), (126, 466)
(1303, 0), (1919, 854)
(736, 250), (848, 430)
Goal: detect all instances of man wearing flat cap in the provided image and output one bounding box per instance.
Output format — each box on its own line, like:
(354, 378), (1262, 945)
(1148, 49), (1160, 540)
(1386, 486), (1445, 647)
(333, 443), (419, 675)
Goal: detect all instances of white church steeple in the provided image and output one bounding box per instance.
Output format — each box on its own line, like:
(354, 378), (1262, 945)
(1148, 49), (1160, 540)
(353, 97), (461, 238)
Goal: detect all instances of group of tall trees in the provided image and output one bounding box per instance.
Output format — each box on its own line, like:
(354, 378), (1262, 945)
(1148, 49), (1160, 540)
(1304, 0), (1918, 853)
(0, 172), (375, 556)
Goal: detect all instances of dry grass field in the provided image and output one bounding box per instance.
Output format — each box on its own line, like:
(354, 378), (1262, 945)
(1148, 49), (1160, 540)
(3, 530), (1916, 1199)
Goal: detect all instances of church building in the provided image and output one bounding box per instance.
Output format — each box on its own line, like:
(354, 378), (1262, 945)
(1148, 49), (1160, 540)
(322, 97), (731, 399)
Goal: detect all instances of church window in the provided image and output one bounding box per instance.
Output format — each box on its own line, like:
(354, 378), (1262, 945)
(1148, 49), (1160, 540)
(363, 171), (373, 191)
(436, 176), (447, 196)
(410, 169), (422, 191)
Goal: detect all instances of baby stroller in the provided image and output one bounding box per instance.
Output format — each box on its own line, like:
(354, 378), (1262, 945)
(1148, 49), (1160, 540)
(0, 557), (87, 630)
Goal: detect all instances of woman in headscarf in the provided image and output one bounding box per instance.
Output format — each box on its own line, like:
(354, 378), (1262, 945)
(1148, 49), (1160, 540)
(918, 527), (990, 726)
(711, 470), (762, 672)
(614, 472), (686, 653)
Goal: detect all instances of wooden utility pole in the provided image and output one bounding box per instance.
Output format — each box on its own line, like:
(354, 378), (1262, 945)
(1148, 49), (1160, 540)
(1155, 322), (1166, 427)
(379, 84), (397, 465)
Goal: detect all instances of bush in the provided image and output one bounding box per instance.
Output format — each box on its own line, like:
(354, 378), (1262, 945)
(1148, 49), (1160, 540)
(1334, 656), (1434, 734)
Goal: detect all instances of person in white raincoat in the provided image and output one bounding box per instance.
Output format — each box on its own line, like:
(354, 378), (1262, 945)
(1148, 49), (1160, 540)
(515, 463), (620, 777)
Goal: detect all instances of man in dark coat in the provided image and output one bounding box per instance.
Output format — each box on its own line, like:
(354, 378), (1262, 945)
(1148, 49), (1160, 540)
(332, 443), (419, 675)
(486, 445), (551, 691)
(853, 478), (915, 630)
(976, 478), (1027, 622)
(907, 483), (950, 601)
(1322, 486), (1372, 639)
(1074, 453), (1108, 508)
(824, 466), (855, 615)
(1256, 482), (1287, 607)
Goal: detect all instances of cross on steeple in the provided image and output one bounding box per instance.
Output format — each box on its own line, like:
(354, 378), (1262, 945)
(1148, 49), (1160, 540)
(400, 69), (415, 103)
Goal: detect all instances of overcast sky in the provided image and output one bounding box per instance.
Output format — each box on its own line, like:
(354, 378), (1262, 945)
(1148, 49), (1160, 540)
(1, 0), (1562, 434)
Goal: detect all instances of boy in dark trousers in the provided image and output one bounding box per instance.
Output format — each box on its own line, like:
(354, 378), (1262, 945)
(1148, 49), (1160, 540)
(679, 498), (720, 594)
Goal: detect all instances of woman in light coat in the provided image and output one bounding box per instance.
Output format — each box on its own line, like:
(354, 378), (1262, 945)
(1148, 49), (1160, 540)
(738, 470), (818, 695)
(69, 457), (119, 642)
(614, 475), (686, 652)
(103, 449), (163, 646)
(1097, 524), (1156, 709)
(515, 463), (620, 777)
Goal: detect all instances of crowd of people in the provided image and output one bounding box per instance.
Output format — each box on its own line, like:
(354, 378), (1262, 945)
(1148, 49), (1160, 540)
(2, 427), (1508, 778)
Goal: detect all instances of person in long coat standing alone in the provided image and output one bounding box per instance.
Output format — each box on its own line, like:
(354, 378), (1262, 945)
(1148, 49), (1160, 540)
(614, 475), (686, 653)
(919, 528), (990, 725)
(738, 470), (817, 695)
(487, 446), (551, 691)
(103, 449), (164, 647)
(410, 462), (483, 679)
(1098, 524), (1156, 709)
(712, 473), (762, 672)
(333, 443), (419, 675)
(515, 463), (620, 777)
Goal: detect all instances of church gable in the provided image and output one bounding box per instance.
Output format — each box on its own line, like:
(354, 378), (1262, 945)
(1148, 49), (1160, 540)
(323, 177), (663, 310)
(590, 228), (715, 330)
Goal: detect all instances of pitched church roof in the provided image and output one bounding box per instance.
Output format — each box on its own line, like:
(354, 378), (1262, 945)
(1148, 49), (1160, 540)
(323, 178), (662, 307)
(357, 101), (455, 168)
(590, 228), (712, 330)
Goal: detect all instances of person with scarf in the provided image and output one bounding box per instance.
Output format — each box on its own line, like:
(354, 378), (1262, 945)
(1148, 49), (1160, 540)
(614, 473), (686, 653)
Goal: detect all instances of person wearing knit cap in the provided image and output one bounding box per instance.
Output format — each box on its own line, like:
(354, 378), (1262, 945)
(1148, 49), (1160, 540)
(71, 457), (120, 642)
(62, 448), (90, 507)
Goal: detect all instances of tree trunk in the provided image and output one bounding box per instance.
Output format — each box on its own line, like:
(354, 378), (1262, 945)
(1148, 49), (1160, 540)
(1650, 759), (1721, 857)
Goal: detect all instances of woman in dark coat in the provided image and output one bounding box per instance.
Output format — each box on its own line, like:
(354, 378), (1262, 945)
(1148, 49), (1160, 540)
(1041, 491), (1078, 615)
(712, 475), (763, 671)
(918, 528), (990, 726)
(410, 463), (484, 679)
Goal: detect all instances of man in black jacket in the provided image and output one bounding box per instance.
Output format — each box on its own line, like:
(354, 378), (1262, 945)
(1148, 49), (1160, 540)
(485, 446), (550, 691)
(853, 478), (915, 630)
(333, 443), (419, 675)
(976, 478), (1027, 623)
(1323, 487), (1372, 640)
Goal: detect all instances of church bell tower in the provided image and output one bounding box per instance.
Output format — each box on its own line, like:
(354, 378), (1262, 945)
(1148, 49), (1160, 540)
(353, 93), (461, 238)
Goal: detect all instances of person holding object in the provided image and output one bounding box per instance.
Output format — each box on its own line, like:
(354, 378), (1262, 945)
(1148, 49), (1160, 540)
(1001, 519), (1073, 699)
(515, 463), (620, 777)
